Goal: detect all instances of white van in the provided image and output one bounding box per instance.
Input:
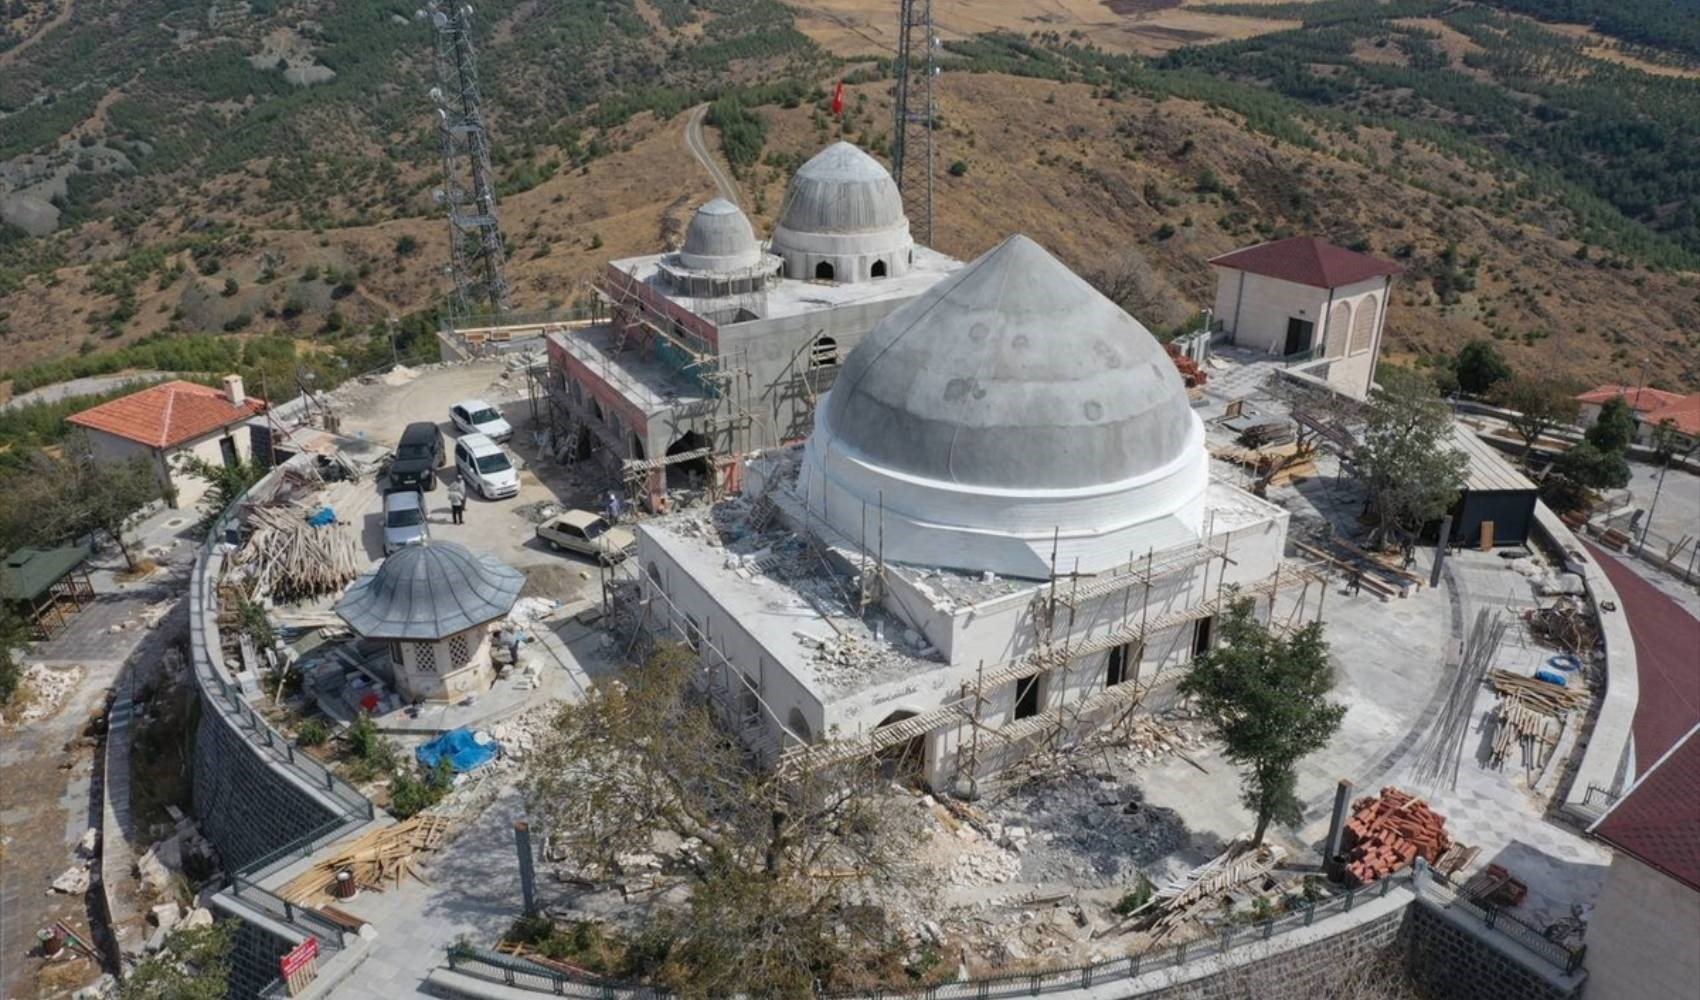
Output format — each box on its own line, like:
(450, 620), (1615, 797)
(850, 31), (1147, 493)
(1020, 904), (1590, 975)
(453, 433), (519, 500)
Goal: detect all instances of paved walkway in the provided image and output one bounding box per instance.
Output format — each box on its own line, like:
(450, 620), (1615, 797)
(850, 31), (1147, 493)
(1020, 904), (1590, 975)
(1584, 540), (1700, 767)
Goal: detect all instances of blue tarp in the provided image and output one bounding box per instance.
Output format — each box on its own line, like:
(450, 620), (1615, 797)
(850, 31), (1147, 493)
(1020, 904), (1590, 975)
(416, 728), (499, 773)
(306, 506), (336, 527)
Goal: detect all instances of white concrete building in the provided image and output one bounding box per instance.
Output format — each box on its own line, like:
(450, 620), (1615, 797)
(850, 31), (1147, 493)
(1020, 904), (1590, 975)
(1210, 237), (1400, 400)
(634, 236), (1313, 792)
(545, 142), (960, 507)
(66, 376), (267, 510)
(1584, 724), (1700, 1000)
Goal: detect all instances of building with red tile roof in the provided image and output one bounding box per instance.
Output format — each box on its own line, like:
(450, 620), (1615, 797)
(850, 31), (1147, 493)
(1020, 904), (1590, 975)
(66, 376), (266, 510)
(1210, 237), (1401, 401)
(1574, 384), (1700, 445)
(1584, 724), (1700, 998)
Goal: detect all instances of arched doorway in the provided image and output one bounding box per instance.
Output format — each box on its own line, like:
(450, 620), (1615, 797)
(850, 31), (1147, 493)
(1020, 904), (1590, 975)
(665, 430), (711, 489)
(870, 259), (887, 278)
(815, 260), (835, 281)
(873, 710), (925, 783)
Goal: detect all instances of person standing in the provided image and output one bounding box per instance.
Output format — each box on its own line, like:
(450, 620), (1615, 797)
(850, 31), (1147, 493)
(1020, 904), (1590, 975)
(447, 477), (466, 525)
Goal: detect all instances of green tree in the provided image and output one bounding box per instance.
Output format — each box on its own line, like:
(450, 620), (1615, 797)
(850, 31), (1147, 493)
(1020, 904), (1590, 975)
(1180, 599), (1344, 847)
(0, 606), (27, 705)
(1494, 376), (1580, 465)
(1585, 396), (1637, 454)
(177, 454), (264, 530)
(1553, 441), (1631, 490)
(120, 921), (234, 1000)
(1352, 368), (1469, 554)
(1454, 339), (1512, 396)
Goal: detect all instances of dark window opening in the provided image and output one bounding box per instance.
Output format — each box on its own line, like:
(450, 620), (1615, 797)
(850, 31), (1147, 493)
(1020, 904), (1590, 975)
(1284, 318), (1315, 357)
(665, 430), (711, 489)
(1193, 616), (1214, 657)
(1014, 674), (1042, 720)
(219, 435), (239, 469)
(870, 259), (887, 278)
(873, 711), (924, 781)
(1107, 643), (1132, 688)
(815, 261), (835, 281)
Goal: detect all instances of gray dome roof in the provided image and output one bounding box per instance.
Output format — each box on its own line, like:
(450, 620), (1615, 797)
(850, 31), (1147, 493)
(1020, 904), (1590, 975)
(335, 541), (523, 641)
(819, 235), (1194, 490)
(679, 198), (761, 271)
(776, 142), (906, 235)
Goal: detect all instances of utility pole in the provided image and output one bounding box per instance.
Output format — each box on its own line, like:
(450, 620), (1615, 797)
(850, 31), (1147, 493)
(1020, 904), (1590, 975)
(420, 1), (510, 320)
(891, 0), (936, 246)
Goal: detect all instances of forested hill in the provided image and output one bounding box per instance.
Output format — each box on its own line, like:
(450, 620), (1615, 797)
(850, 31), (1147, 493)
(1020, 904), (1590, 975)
(1478, 0), (1700, 59)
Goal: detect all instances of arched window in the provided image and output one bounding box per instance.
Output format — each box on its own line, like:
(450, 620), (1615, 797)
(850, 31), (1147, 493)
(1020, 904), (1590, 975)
(590, 398), (604, 422)
(1326, 302), (1351, 358)
(870, 259), (887, 278)
(1350, 295), (1379, 353)
(815, 261), (835, 281)
(809, 336), (838, 369)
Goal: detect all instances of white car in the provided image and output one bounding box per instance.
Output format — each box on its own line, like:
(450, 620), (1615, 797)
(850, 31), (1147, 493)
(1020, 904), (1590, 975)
(449, 399), (512, 442)
(454, 433), (519, 500)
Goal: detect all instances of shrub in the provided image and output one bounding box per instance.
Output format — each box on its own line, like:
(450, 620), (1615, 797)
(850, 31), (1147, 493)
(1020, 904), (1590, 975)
(947, 160), (968, 177)
(1155, 222), (1176, 240)
(297, 718), (330, 746)
(394, 234), (418, 256)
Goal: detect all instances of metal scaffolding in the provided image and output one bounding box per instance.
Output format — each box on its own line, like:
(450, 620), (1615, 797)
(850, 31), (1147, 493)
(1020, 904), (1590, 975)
(891, 0), (936, 245)
(423, 0), (509, 317)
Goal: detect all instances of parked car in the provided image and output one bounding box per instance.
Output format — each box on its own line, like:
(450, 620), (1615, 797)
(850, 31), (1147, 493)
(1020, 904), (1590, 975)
(536, 510), (635, 563)
(382, 490), (430, 555)
(389, 422), (444, 492)
(453, 432), (519, 500)
(449, 399), (512, 442)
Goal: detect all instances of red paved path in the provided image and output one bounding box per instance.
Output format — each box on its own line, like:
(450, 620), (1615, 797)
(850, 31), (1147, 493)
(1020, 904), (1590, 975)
(1583, 541), (1700, 769)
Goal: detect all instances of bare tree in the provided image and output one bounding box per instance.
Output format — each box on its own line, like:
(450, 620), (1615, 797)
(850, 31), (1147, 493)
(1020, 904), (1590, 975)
(524, 644), (924, 994)
(1493, 376), (1580, 466)
(1086, 248), (1190, 329)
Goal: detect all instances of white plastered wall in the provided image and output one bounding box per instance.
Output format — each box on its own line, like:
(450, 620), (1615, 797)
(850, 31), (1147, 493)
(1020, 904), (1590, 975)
(1213, 268), (1390, 399)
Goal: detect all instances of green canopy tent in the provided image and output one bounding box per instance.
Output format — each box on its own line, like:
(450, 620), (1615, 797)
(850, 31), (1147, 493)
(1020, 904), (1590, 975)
(1, 546), (94, 640)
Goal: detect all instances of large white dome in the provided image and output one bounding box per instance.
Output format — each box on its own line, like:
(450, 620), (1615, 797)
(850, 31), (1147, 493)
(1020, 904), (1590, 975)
(771, 142), (913, 283)
(802, 235), (1208, 578)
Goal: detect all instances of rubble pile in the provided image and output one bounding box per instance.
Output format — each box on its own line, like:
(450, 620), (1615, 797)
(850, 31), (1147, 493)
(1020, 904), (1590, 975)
(982, 776), (1191, 888)
(14, 663), (84, 722)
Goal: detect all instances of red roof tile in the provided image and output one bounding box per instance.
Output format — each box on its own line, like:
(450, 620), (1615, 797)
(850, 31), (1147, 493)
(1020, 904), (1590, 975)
(1209, 237), (1401, 289)
(1584, 541), (1700, 770)
(1573, 384), (1689, 413)
(67, 379), (266, 449)
(1645, 395), (1700, 438)
(1591, 724), (1700, 893)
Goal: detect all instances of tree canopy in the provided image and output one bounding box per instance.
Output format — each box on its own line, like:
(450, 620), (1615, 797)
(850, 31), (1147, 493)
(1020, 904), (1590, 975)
(1454, 339), (1512, 396)
(1352, 368), (1468, 553)
(1493, 376), (1580, 464)
(1585, 396), (1637, 453)
(1181, 598), (1345, 846)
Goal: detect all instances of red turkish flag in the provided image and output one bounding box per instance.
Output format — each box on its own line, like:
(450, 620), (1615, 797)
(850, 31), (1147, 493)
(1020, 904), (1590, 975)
(831, 80), (845, 116)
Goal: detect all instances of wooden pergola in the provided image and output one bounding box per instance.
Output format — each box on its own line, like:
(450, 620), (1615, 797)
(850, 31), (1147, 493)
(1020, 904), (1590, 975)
(1, 546), (95, 640)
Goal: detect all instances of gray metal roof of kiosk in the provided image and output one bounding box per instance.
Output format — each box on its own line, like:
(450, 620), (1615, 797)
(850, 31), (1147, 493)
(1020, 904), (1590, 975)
(679, 198), (762, 272)
(335, 541), (523, 641)
(776, 142), (907, 235)
(818, 234), (1196, 490)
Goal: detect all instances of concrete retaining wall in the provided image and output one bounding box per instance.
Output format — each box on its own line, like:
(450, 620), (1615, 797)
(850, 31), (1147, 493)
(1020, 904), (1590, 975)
(1405, 899), (1583, 1000)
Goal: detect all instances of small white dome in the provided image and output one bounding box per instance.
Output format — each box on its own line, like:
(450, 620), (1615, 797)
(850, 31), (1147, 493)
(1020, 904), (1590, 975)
(679, 198), (761, 272)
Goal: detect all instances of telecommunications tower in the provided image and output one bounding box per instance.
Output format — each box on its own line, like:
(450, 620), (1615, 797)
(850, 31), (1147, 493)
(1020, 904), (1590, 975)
(891, 0), (937, 246)
(419, 1), (509, 317)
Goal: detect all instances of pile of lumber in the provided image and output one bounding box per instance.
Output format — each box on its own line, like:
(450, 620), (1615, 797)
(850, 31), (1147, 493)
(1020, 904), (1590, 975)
(278, 815), (451, 905)
(1486, 669), (1588, 714)
(1489, 694), (1559, 770)
(227, 483), (366, 602)
(1342, 787), (1452, 887)
(1293, 537), (1417, 601)
(1148, 839), (1284, 937)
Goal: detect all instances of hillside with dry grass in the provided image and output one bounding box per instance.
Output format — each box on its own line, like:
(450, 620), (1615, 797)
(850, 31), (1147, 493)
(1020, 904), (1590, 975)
(2, 0), (1697, 398)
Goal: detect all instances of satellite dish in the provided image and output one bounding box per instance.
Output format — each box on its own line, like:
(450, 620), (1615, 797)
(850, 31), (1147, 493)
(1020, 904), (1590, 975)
(432, 11), (447, 27)
(429, 86), (444, 102)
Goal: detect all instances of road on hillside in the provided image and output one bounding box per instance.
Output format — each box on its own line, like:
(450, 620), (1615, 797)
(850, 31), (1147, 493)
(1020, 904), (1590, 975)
(683, 103), (741, 208)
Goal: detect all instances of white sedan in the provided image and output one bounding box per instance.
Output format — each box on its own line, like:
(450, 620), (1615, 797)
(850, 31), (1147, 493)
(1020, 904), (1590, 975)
(449, 399), (513, 442)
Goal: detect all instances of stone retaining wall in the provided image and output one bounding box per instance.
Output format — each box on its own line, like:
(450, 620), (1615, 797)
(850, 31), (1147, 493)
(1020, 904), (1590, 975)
(1405, 898), (1583, 1000)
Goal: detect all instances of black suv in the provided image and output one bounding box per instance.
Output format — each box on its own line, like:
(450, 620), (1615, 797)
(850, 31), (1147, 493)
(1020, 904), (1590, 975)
(388, 422), (444, 491)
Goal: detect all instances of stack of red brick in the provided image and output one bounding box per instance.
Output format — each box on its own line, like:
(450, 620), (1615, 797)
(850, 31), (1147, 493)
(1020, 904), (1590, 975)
(1341, 787), (1452, 887)
(1165, 343), (1209, 388)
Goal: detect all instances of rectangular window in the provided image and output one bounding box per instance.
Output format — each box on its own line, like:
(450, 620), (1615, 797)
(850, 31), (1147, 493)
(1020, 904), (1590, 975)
(685, 615), (701, 652)
(1193, 616), (1214, 657)
(1107, 643), (1131, 688)
(1014, 674), (1042, 720)
(740, 674), (761, 729)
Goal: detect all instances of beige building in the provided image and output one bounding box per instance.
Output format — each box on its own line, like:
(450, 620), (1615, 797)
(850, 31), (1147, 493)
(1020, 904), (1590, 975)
(66, 375), (267, 510)
(1584, 723), (1700, 999)
(1211, 237), (1400, 400)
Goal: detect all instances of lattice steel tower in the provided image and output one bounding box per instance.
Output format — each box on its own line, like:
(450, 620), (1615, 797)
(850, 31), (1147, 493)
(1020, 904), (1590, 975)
(891, 0), (936, 246)
(420, 1), (509, 316)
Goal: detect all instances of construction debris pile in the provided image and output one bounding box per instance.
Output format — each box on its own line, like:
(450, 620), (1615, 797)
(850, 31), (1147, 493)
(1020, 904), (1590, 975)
(982, 773), (1192, 887)
(1140, 839), (1286, 941)
(278, 814), (451, 906)
(225, 481), (367, 602)
(1340, 787), (1452, 887)
(1485, 668), (1588, 773)
(9, 663), (82, 723)
(1165, 343), (1209, 389)
(1522, 597), (1600, 658)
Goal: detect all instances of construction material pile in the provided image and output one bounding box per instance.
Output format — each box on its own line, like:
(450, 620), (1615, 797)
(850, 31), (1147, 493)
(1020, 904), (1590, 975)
(1122, 839), (1285, 941)
(226, 482), (366, 602)
(1165, 343), (1208, 388)
(277, 814), (450, 905)
(1522, 598), (1599, 656)
(1485, 669), (1588, 772)
(1342, 787), (1452, 887)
